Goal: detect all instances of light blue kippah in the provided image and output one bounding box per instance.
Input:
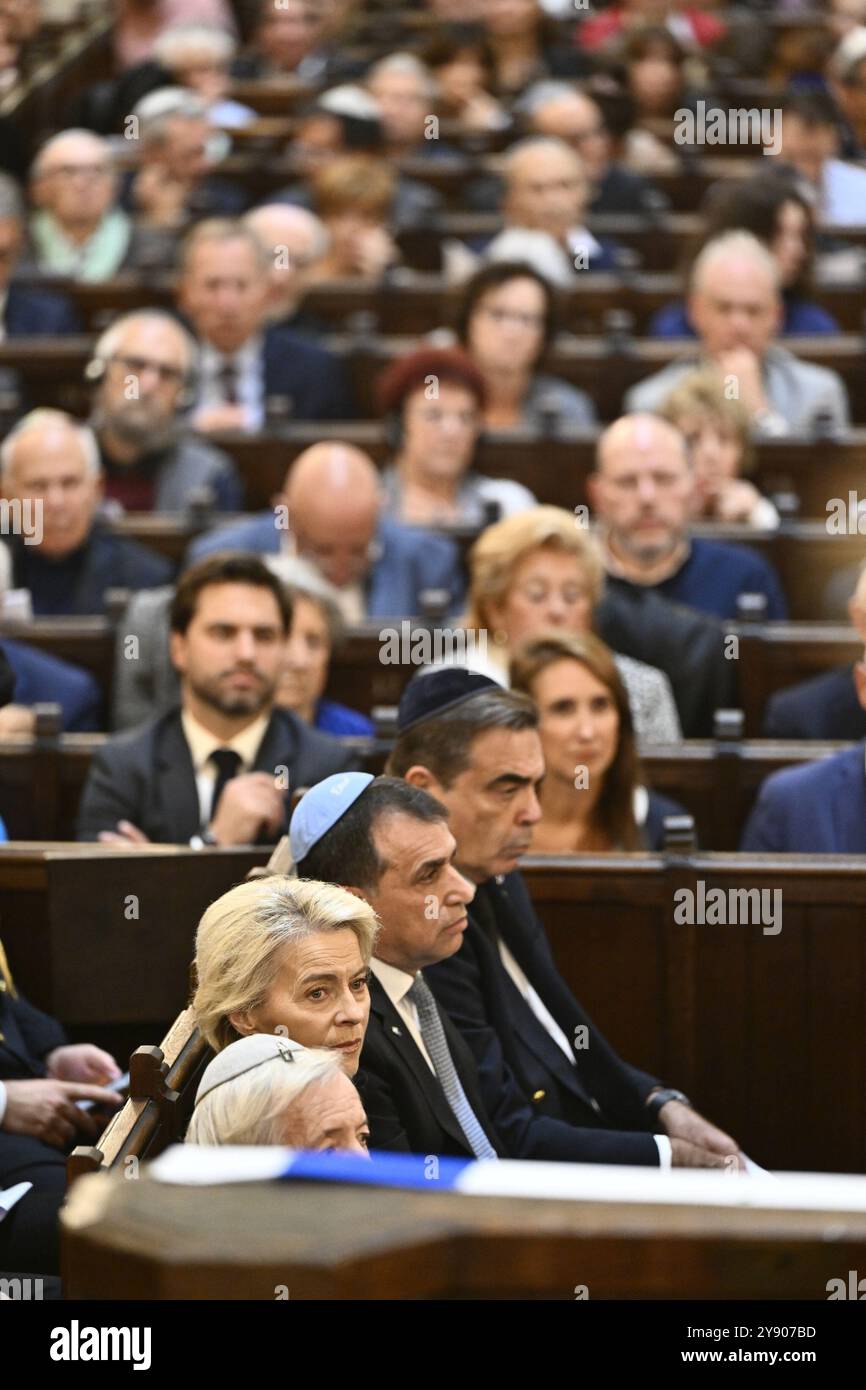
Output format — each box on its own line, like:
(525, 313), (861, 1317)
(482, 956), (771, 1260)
(289, 772), (375, 863)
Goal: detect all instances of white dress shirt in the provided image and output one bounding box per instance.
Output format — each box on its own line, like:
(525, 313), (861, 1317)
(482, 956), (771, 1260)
(370, 958), (435, 1073)
(197, 335), (266, 430)
(180, 708), (271, 831)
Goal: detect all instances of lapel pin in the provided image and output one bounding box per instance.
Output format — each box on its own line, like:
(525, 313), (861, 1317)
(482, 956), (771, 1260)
(391, 1025), (402, 1035)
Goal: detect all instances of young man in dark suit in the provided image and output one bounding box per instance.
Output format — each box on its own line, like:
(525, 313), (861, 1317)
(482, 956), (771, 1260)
(76, 554), (357, 846)
(386, 669), (744, 1168)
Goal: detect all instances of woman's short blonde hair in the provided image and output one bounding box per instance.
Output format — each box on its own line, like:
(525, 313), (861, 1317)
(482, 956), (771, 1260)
(312, 155), (396, 221)
(657, 369), (754, 473)
(193, 876), (379, 1052)
(466, 505), (605, 632)
(185, 1038), (342, 1147)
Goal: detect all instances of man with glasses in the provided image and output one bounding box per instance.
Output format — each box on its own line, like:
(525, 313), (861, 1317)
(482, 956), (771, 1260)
(88, 310), (242, 512)
(588, 413), (787, 621)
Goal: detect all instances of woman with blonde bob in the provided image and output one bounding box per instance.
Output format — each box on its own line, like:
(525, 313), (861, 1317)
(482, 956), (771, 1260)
(510, 630), (684, 852)
(462, 506), (680, 743)
(193, 876), (379, 1076)
(186, 1033), (370, 1154)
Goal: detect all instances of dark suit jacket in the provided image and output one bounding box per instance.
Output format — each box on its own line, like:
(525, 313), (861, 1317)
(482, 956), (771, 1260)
(1, 638), (101, 731)
(8, 523), (173, 617)
(740, 742), (866, 854)
(359, 973), (504, 1158)
(762, 664), (866, 741)
(425, 873), (662, 1166)
(262, 325), (354, 420)
(76, 705), (358, 843)
(0, 982), (66, 1084)
(5, 282), (82, 336)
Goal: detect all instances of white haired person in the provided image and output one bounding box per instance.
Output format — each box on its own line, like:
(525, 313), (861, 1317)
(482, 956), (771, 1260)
(153, 24), (256, 129)
(0, 409), (171, 616)
(185, 1034), (371, 1154)
(128, 87), (247, 233)
(194, 875), (379, 1078)
(29, 131), (135, 280)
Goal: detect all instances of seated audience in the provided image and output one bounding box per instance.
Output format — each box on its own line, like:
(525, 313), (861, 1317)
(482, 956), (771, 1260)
(186, 1034), (371, 1153)
(275, 562), (375, 738)
(828, 24), (866, 159)
(481, 137), (620, 280)
(151, 24), (257, 128)
(0, 409), (172, 616)
(462, 505), (681, 742)
(742, 657), (866, 853)
(194, 873), (377, 1078)
(0, 937), (122, 1275)
(419, 30), (510, 134)
(76, 553), (356, 844)
(307, 156), (400, 283)
(626, 232), (851, 437)
(763, 562), (866, 741)
(28, 130), (152, 281)
(187, 442), (465, 620)
(366, 52), (456, 161)
(510, 631), (685, 851)
(88, 310), (242, 513)
(232, 0), (355, 83)
(649, 180), (841, 338)
(114, 0), (237, 73)
(376, 346), (536, 527)
(588, 415), (788, 620)
(577, 1), (725, 55)
(455, 261), (597, 430)
(0, 637), (101, 733)
(778, 88), (866, 227)
(657, 371), (780, 529)
(522, 81), (667, 217)
(242, 203), (330, 334)
(615, 25), (703, 175)
(0, 173), (80, 335)
(477, 0), (591, 100)
(176, 217), (354, 433)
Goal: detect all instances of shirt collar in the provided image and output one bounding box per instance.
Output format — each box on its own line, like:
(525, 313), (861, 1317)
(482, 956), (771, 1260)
(200, 334), (263, 372)
(181, 707), (271, 774)
(371, 956), (418, 1009)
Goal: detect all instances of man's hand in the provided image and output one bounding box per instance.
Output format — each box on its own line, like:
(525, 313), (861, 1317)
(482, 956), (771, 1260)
(670, 1137), (743, 1169)
(45, 1044), (121, 1086)
(98, 819), (151, 847)
(190, 403), (250, 434)
(354, 225), (399, 279)
(1, 1079), (122, 1148)
(713, 479), (765, 524)
(712, 348), (769, 418)
(132, 164), (191, 227)
(208, 772), (285, 846)
(0, 704), (36, 735)
(660, 1099), (744, 1168)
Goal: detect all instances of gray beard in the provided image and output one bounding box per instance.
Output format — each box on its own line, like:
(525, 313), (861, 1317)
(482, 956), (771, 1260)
(93, 407), (182, 455)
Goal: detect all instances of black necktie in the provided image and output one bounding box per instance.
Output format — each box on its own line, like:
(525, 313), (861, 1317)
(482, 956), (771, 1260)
(218, 359), (238, 405)
(209, 748), (242, 823)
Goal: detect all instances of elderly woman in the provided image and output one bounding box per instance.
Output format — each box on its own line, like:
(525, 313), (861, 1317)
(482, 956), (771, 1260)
(194, 875), (378, 1077)
(376, 346), (536, 528)
(186, 1033), (371, 1154)
(455, 262), (597, 431)
(462, 506), (681, 743)
(511, 631), (685, 851)
(308, 155), (399, 282)
(658, 372), (780, 530)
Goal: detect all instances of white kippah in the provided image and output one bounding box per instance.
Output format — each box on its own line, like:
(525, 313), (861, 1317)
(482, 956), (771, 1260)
(195, 1033), (306, 1107)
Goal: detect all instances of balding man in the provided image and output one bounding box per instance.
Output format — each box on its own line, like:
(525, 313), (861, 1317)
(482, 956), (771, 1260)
(126, 86), (248, 231)
(480, 136), (619, 281)
(0, 409), (171, 616)
(626, 231), (850, 436)
(177, 217), (353, 433)
(186, 442), (463, 619)
(243, 204), (330, 334)
(29, 130), (148, 280)
(89, 310), (241, 512)
(588, 414), (787, 621)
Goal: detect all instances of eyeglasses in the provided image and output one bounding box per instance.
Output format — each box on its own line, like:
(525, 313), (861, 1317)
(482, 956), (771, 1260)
(478, 306), (545, 330)
(39, 162), (112, 180)
(109, 354), (187, 386)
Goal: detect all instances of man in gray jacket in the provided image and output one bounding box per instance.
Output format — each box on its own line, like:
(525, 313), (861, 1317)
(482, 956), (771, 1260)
(626, 231), (850, 438)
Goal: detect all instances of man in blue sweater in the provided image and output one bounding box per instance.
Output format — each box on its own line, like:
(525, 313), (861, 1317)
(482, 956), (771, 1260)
(588, 414), (787, 622)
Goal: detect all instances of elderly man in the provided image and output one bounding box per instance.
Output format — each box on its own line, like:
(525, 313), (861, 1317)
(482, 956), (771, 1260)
(625, 231), (851, 436)
(28, 130), (147, 281)
(186, 441), (463, 619)
(127, 86), (248, 230)
(88, 309), (241, 512)
(481, 136), (619, 282)
(76, 552), (355, 846)
(176, 217), (353, 433)
(588, 414), (787, 621)
(294, 765), (739, 1167)
(243, 203), (330, 334)
(0, 409), (171, 616)
(0, 173), (80, 335)
(524, 82), (666, 217)
(367, 51), (456, 161)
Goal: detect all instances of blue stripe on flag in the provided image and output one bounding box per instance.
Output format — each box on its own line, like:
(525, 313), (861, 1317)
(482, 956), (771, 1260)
(283, 1150), (473, 1190)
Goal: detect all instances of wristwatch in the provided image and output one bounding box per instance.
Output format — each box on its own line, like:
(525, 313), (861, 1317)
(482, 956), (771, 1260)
(646, 1088), (691, 1124)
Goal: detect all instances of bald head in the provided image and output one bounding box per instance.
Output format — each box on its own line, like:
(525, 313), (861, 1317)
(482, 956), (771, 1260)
(243, 204), (329, 319)
(589, 414), (695, 572)
(31, 130), (117, 237)
(503, 137), (589, 239)
(0, 410), (102, 559)
(527, 89), (609, 182)
(284, 444), (382, 589)
(689, 231), (782, 357)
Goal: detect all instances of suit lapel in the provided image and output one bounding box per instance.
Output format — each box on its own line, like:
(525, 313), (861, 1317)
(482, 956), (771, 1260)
(368, 975), (473, 1152)
(155, 713), (202, 841)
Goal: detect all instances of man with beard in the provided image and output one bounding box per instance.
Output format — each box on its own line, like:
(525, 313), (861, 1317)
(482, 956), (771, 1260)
(88, 311), (242, 512)
(76, 553), (356, 845)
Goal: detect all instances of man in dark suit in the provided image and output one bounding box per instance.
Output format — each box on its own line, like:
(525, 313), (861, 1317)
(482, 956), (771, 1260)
(0, 940), (122, 1274)
(0, 409), (172, 616)
(76, 554), (356, 846)
(386, 668), (744, 1168)
(187, 441), (465, 619)
(0, 639), (101, 733)
(0, 172), (81, 338)
(176, 218), (354, 435)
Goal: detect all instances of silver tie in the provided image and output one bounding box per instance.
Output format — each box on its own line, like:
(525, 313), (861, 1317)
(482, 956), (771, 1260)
(407, 974), (498, 1161)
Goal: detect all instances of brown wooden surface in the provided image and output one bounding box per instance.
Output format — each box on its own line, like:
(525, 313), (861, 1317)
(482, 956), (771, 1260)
(60, 1167), (866, 1299)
